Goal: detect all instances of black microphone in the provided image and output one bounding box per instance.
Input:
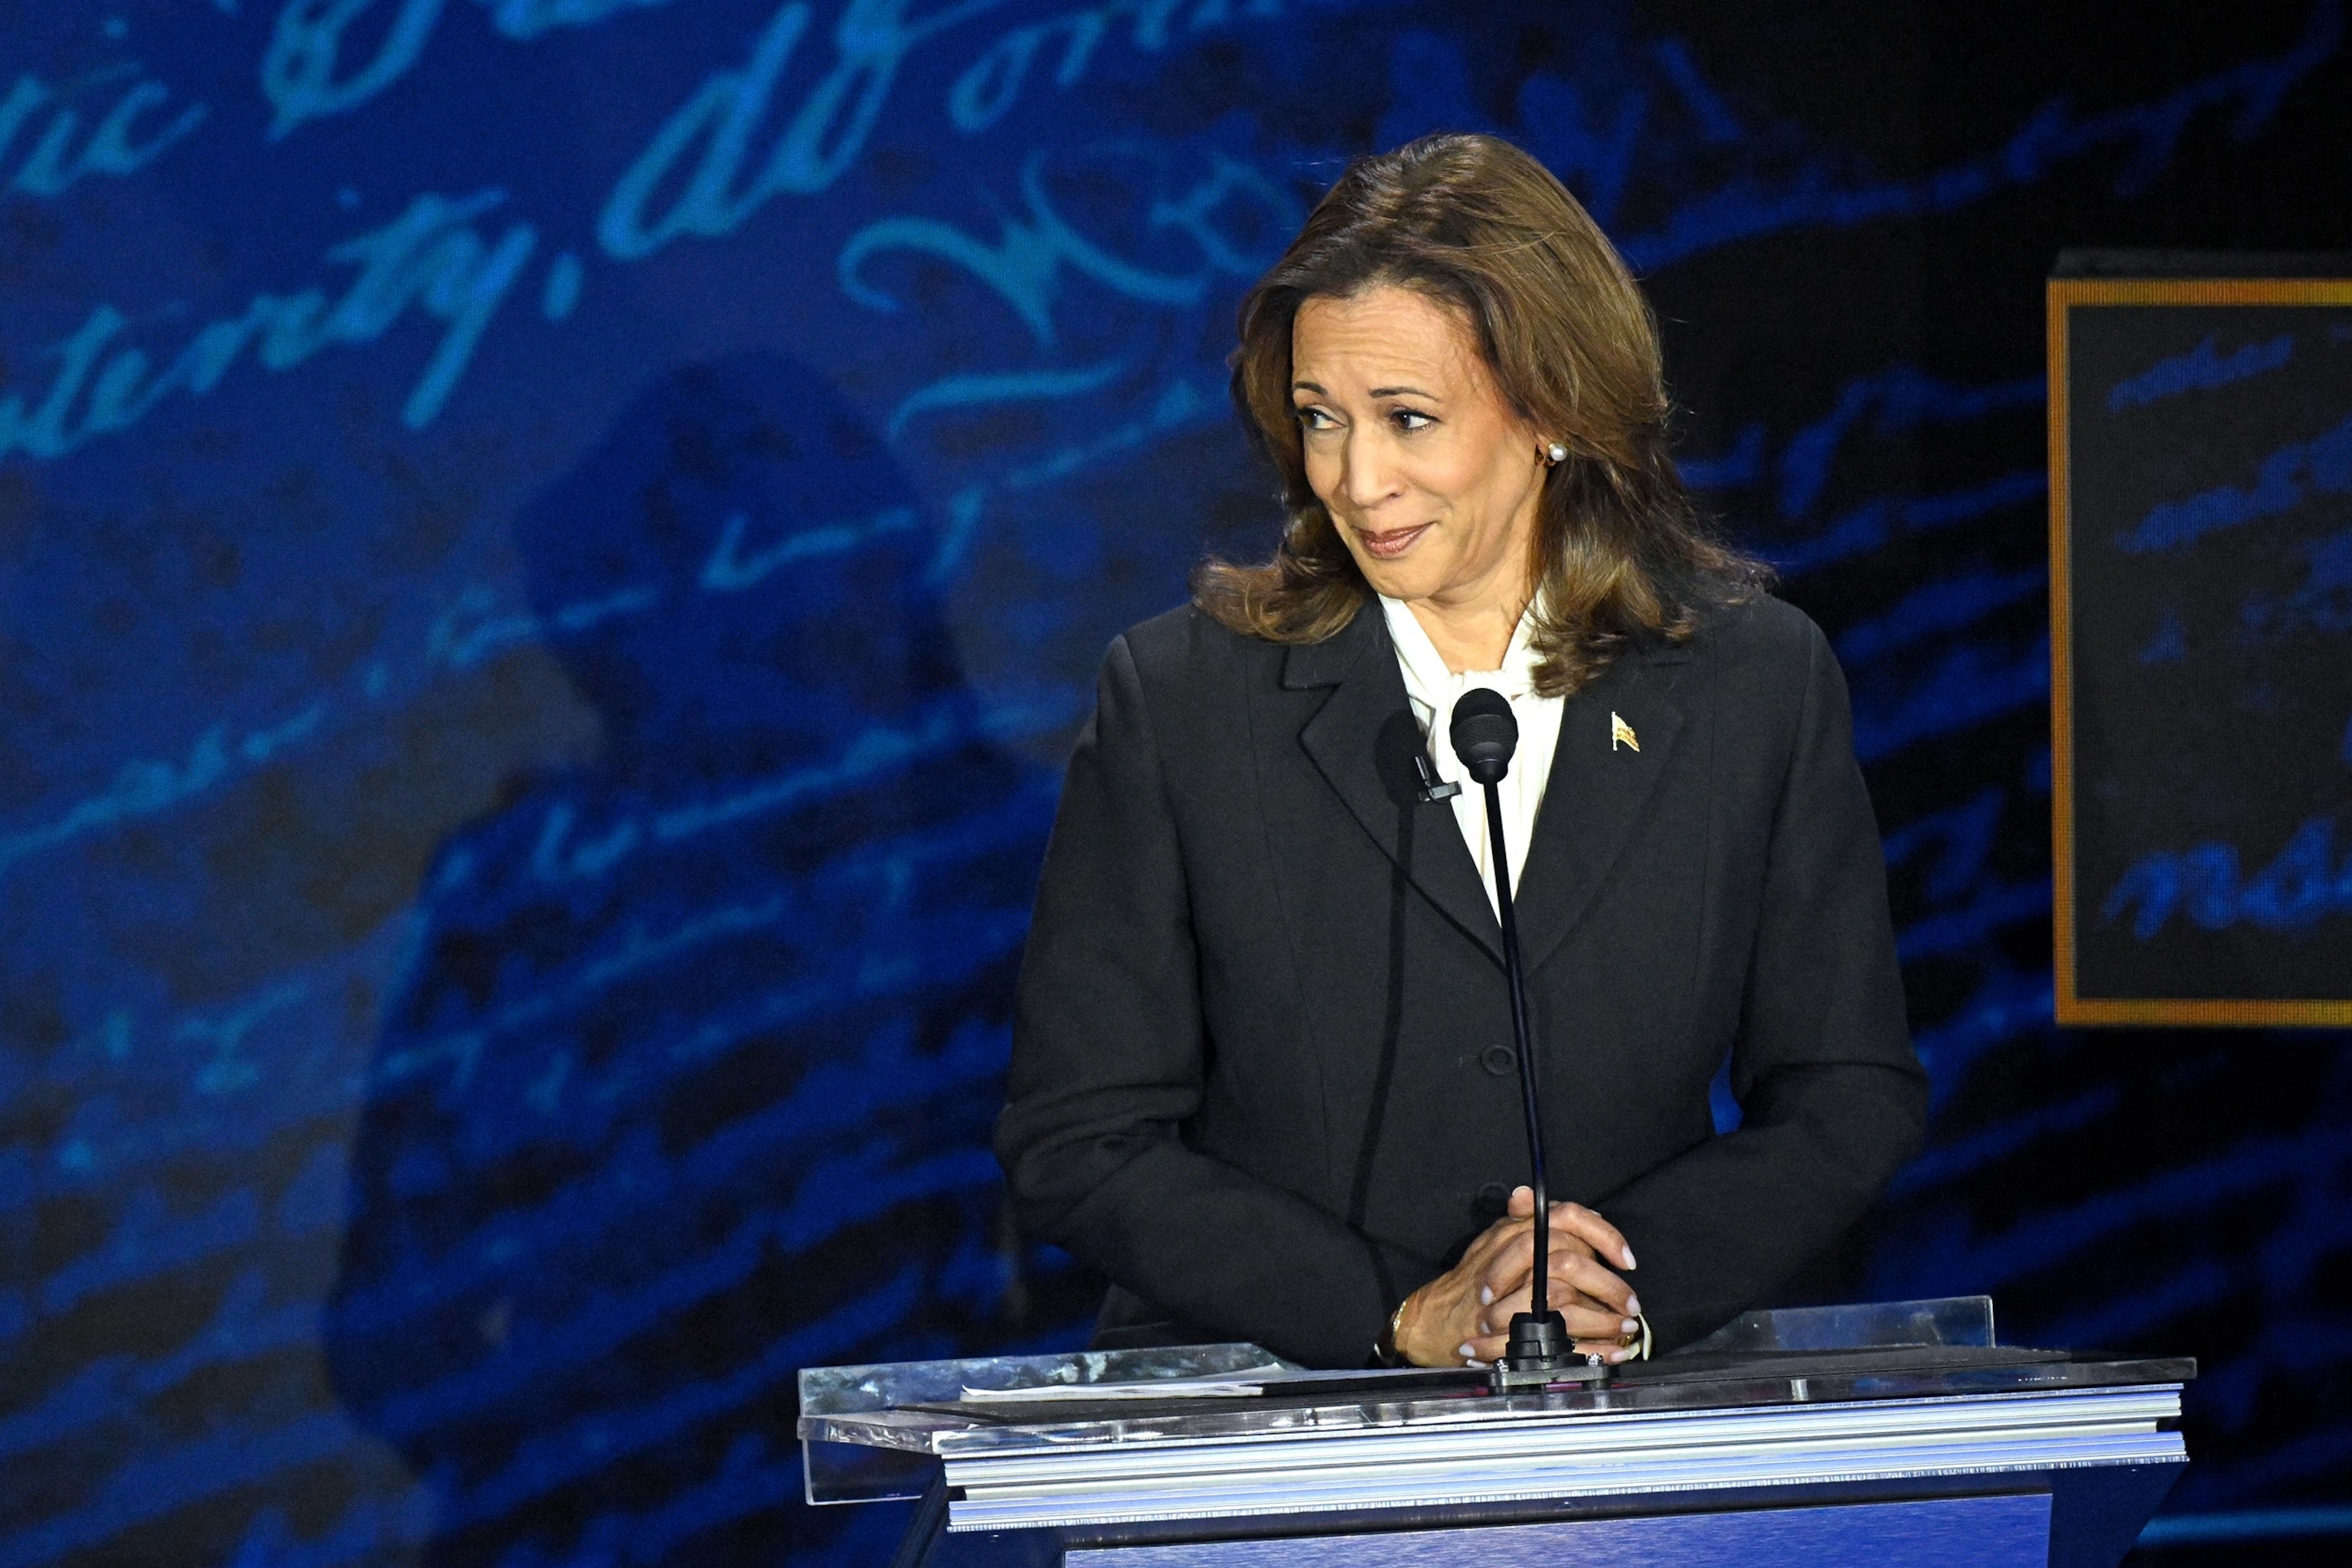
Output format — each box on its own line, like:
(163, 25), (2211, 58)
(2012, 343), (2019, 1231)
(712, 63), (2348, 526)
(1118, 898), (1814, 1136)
(1448, 688), (1604, 1389)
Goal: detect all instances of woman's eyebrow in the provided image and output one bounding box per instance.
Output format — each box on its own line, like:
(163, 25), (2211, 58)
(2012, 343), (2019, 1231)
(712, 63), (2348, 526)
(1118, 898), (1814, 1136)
(1290, 381), (1439, 399)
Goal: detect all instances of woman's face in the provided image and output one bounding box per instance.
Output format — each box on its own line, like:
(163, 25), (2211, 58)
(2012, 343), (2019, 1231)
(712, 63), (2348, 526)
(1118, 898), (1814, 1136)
(1290, 285), (1548, 614)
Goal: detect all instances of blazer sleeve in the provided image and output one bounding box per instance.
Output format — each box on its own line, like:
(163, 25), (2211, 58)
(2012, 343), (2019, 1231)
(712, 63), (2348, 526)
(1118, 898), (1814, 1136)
(995, 633), (1434, 1367)
(1598, 615), (1928, 1352)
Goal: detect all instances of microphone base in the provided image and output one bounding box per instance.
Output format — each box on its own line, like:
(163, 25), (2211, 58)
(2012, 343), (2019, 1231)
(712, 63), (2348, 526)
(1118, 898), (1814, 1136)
(1487, 1311), (1612, 1390)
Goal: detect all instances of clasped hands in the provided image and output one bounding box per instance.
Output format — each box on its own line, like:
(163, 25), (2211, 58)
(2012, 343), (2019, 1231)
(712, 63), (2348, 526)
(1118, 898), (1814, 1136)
(1393, 1186), (1642, 1367)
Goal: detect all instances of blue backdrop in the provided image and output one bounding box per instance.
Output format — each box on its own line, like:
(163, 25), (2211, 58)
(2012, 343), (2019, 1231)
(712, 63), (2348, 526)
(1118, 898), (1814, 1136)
(2, 3), (2349, 1565)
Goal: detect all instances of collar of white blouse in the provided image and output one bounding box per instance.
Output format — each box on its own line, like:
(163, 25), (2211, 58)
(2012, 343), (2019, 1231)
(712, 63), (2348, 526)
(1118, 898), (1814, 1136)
(1376, 595), (1565, 912)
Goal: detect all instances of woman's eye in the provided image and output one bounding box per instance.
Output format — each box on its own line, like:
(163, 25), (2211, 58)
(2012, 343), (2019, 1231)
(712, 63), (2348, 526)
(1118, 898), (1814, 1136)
(1296, 407), (1338, 430)
(1391, 409), (1433, 432)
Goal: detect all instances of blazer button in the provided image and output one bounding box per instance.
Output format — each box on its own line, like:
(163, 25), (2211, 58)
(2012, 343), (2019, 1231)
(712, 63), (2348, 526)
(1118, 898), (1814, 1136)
(1480, 1044), (1517, 1076)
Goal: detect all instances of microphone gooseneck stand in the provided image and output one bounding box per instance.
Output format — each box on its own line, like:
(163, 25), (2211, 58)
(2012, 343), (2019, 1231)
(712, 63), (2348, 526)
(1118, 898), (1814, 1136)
(1448, 688), (1609, 1390)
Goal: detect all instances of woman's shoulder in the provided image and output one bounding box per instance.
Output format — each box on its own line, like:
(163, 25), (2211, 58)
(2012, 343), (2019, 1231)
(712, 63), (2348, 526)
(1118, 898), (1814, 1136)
(1670, 593), (1849, 741)
(1687, 591), (1834, 678)
(1112, 599), (1321, 688)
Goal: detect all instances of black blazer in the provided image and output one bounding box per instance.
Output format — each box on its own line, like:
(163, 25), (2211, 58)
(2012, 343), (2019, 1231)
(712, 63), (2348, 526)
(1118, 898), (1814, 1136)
(995, 594), (1926, 1367)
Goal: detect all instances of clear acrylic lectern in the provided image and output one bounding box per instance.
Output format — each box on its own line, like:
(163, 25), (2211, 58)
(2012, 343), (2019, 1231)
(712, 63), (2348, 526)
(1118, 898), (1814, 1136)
(798, 1298), (2190, 1567)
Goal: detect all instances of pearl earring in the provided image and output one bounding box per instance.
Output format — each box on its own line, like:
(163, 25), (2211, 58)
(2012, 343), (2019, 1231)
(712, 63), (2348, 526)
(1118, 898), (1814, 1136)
(1546, 443), (1567, 465)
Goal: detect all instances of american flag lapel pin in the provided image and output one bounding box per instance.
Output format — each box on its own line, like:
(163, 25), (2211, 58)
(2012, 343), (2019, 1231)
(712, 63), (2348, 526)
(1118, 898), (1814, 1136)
(1611, 711), (1638, 753)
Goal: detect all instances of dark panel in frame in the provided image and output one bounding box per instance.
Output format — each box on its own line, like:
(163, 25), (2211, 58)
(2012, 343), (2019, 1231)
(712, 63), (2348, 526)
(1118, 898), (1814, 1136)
(2050, 259), (2352, 1025)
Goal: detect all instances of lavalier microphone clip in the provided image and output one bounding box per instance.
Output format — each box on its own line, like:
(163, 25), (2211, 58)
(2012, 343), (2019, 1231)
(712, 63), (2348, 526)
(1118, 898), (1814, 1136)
(1412, 753), (1461, 804)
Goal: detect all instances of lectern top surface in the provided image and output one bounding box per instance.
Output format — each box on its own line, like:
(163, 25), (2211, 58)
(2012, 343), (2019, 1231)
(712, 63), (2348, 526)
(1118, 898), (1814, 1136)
(799, 1345), (2194, 1459)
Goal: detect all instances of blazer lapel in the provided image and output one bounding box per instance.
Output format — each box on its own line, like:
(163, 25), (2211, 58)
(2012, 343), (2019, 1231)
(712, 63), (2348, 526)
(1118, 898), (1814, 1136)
(1286, 607), (1504, 963)
(1514, 652), (1687, 976)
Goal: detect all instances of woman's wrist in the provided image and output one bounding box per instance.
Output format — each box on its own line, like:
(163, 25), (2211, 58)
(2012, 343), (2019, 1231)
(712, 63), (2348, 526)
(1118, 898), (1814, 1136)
(1381, 1289), (1428, 1366)
(1374, 1294), (1411, 1367)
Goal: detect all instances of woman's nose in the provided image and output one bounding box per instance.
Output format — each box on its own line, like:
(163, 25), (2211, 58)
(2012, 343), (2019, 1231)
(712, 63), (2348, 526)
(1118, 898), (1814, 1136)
(1339, 433), (1400, 508)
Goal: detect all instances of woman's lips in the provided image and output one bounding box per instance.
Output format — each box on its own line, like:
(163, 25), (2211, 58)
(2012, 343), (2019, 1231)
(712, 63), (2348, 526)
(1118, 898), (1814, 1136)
(1357, 522), (1432, 560)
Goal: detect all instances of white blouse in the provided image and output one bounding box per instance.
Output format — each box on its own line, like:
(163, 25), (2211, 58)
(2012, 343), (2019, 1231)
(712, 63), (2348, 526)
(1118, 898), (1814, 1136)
(1378, 594), (1563, 917)
(1380, 594), (1654, 1361)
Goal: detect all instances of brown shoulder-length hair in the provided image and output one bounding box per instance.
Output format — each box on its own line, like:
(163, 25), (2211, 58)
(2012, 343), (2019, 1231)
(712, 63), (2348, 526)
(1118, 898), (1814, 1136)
(1194, 132), (1767, 696)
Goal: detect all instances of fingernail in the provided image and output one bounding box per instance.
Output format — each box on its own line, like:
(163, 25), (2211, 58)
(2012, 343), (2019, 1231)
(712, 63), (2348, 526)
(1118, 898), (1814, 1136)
(1626, 1295), (1642, 1316)
(1459, 1342), (1477, 1360)
(1622, 1318), (1641, 1338)
(1622, 1247), (1637, 1269)
(1608, 1345), (1633, 1363)
(1466, 1358), (1488, 1369)
(1479, 1286), (1493, 1305)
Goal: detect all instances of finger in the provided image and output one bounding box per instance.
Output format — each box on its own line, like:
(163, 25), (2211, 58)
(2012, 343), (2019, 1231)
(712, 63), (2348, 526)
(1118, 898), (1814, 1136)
(1475, 1227), (1540, 1307)
(1481, 1225), (1625, 1312)
(1483, 1292), (1636, 1348)
(1547, 1201), (1635, 1272)
(1478, 1279), (1561, 1336)
(1507, 1188), (1629, 1270)
(1478, 1245), (1588, 1311)
(1534, 1224), (1598, 1265)
(1454, 1207), (1530, 1276)
(1576, 1338), (1642, 1365)
(1462, 1214), (1532, 1276)
(1484, 1271), (1642, 1336)
(1504, 1250), (1630, 1319)
(1560, 1302), (1642, 1343)
(1549, 1253), (1638, 1316)
(1477, 1278), (1527, 1334)
(1481, 1272), (1591, 1335)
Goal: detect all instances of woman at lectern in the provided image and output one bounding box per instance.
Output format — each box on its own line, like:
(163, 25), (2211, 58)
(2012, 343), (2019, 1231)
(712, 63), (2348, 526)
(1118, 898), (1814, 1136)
(995, 134), (1926, 1370)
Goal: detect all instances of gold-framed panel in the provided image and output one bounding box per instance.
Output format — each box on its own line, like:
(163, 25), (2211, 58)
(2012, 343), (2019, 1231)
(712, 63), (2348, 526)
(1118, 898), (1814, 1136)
(2047, 276), (2352, 1027)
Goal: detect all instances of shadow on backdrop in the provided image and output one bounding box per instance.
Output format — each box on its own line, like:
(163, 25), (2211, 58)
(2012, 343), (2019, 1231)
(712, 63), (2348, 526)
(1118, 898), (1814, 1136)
(322, 354), (1073, 1565)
